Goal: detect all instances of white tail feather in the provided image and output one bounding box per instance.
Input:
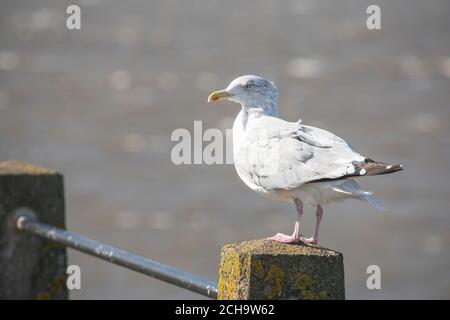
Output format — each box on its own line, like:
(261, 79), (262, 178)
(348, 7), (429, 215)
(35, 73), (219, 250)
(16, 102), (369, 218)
(329, 179), (385, 211)
(363, 193), (385, 211)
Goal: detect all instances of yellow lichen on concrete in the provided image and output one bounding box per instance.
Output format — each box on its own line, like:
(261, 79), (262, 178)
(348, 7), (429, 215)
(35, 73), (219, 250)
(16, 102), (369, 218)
(296, 272), (314, 287)
(294, 272), (328, 300)
(295, 272), (315, 299)
(35, 276), (66, 300)
(218, 249), (240, 299)
(218, 240), (344, 299)
(36, 292), (52, 300)
(253, 259), (263, 275)
(264, 264), (284, 299)
(0, 160), (56, 175)
(232, 239), (338, 257)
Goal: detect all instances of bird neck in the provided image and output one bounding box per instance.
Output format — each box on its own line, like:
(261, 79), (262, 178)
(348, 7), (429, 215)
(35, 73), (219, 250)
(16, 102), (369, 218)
(238, 103), (278, 132)
(241, 100), (278, 118)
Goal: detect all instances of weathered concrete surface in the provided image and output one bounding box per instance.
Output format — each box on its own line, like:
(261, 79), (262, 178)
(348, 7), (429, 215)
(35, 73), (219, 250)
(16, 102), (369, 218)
(218, 239), (344, 300)
(0, 161), (68, 299)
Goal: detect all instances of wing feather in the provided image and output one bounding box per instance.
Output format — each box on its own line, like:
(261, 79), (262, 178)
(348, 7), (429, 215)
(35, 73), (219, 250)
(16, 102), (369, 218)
(235, 117), (366, 191)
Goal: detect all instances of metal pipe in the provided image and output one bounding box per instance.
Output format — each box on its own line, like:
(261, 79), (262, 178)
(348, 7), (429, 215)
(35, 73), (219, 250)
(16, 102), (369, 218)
(14, 208), (218, 299)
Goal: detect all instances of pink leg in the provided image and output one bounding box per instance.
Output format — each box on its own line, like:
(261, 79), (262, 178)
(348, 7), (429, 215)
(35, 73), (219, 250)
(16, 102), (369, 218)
(267, 198), (303, 243)
(301, 205), (323, 245)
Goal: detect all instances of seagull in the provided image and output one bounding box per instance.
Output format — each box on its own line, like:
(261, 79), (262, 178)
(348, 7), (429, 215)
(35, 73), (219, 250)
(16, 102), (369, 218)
(208, 75), (403, 245)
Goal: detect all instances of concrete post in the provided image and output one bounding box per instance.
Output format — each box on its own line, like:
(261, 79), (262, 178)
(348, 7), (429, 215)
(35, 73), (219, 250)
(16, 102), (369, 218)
(0, 161), (68, 299)
(218, 239), (345, 300)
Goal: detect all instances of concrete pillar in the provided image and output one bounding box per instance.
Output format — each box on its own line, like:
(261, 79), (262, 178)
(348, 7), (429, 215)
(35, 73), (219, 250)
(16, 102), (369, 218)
(218, 239), (345, 300)
(0, 161), (68, 299)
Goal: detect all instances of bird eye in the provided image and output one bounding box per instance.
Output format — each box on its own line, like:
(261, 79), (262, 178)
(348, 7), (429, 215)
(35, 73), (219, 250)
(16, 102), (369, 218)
(245, 82), (254, 89)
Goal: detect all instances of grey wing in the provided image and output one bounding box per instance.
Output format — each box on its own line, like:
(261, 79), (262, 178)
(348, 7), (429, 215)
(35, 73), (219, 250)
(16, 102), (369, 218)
(243, 121), (366, 190)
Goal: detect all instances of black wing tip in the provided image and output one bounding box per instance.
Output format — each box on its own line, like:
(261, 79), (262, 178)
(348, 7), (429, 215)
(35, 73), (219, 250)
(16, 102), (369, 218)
(377, 163), (405, 175)
(358, 160), (404, 176)
(388, 163), (404, 172)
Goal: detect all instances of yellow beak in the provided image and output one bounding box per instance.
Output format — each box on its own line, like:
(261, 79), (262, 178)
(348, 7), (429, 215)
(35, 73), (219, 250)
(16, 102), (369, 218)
(207, 89), (234, 103)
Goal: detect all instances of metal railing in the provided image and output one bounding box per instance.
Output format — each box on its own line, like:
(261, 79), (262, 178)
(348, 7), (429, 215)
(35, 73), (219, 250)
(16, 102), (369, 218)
(13, 207), (218, 299)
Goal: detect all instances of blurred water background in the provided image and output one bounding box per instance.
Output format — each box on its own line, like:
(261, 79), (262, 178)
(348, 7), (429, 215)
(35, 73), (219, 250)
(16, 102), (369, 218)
(1, 0), (449, 299)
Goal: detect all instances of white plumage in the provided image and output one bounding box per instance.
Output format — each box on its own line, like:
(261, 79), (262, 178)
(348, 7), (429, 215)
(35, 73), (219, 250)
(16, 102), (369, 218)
(208, 75), (402, 244)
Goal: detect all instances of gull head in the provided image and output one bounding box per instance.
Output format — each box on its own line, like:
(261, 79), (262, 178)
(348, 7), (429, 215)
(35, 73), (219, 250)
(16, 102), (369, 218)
(208, 75), (278, 116)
